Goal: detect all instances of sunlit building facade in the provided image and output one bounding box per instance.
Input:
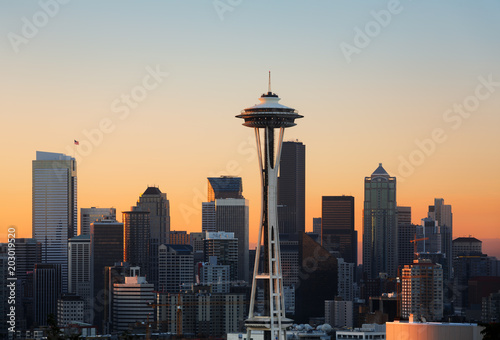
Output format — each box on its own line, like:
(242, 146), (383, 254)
(401, 259), (443, 321)
(32, 151), (77, 292)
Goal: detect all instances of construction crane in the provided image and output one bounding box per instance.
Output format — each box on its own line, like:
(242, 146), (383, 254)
(410, 235), (429, 258)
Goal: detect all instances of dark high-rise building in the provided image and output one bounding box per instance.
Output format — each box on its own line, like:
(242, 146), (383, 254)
(136, 187), (170, 290)
(0, 250), (9, 337)
(397, 207), (415, 269)
(417, 218), (441, 253)
(32, 151), (77, 292)
(15, 238), (42, 282)
(363, 163), (397, 279)
(321, 196), (357, 265)
(33, 263), (62, 326)
(4, 238), (41, 331)
(158, 244), (194, 293)
(397, 223), (418, 269)
(397, 206), (412, 225)
(123, 207), (150, 276)
(295, 233), (338, 323)
(90, 219), (123, 329)
(208, 176), (243, 201)
(277, 141), (305, 236)
(136, 187), (170, 244)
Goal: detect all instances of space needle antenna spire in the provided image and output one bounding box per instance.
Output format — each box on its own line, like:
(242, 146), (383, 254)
(268, 71), (271, 93)
(237, 76), (303, 340)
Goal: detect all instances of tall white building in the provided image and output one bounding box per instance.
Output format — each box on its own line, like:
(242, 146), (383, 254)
(80, 207), (116, 236)
(338, 258), (354, 301)
(401, 259), (443, 321)
(33, 151), (77, 292)
(158, 244), (194, 293)
(112, 275), (155, 332)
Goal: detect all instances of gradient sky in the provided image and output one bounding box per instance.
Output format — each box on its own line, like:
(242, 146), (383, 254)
(1, 1), (499, 260)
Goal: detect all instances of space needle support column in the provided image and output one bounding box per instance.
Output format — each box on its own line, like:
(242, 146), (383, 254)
(237, 85), (302, 340)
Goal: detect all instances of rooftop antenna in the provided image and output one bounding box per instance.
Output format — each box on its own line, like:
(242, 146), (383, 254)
(268, 71), (271, 93)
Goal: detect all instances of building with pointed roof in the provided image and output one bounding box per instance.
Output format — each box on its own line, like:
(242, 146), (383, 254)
(363, 163), (398, 279)
(136, 186), (170, 290)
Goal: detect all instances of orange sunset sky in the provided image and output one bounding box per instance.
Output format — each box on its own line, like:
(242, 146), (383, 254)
(1, 1), (499, 261)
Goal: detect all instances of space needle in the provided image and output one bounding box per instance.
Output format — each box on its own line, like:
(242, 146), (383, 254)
(237, 74), (303, 340)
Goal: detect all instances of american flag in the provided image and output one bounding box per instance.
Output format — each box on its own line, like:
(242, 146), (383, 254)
(74, 140), (79, 145)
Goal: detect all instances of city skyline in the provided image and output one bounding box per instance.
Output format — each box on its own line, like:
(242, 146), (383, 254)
(1, 1), (499, 260)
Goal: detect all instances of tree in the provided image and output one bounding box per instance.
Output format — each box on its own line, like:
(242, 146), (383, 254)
(481, 323), (500, 340)
(46, 313), (63, 339)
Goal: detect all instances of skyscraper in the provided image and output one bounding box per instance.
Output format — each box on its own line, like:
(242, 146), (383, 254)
(158, 244), (194, 293)
(204, 231), (238, 282)
(32, 151), (77, 292)
(208, 176), (243, 201)
(202, 201), (216, 233)
(397, 206), (416, 269)
(337, 258), (355, 301)
(33, 263), (62, 326)
(90, 219), (123, 329)
(417, 218), (441, 253)
(112, 275), (155, 332)
(15, 238), (42, 283)
(0, 251), (9, 337)
(428, 198), (453, 281)
(397, 206), (412, 225)
(136, 186), (170, 289)
(363, 163), (397, 279)
(68, 234), (91, 323)
(123, 207), (150, 276)
(397, 222), (417, 269)
(321, 196), (357, 265)
(215, 198), (249, 282)
(401, 259), (443, 321)
(313, 217), (322, 236)
(199, 256), (231, 293)
(277, 141), (305, 236)
(80, 207), (116, 236)
(12, 238), (42, 329)
(203, 176), (249, 282)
